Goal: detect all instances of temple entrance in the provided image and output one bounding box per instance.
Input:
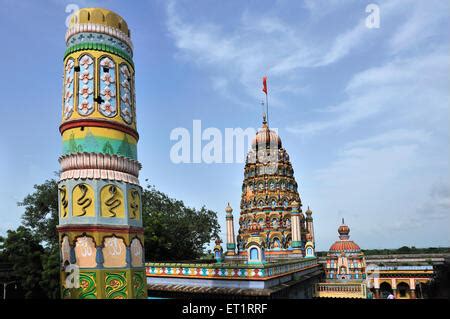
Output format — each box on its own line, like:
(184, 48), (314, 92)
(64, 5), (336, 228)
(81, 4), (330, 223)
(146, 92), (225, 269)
(380, 282), (392, 299)
(250, 247), (259, 261)
(396, 282), (410, 299)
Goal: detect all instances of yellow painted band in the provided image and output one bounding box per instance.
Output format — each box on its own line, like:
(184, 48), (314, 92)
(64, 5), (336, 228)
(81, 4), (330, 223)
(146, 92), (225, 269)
(62, 127), (137, 144)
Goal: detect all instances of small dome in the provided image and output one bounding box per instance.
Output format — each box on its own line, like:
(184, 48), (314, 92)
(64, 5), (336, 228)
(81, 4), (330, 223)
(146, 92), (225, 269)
(329, 219), (361, 253)
(225, 202), (233, 213)
(251, 121), (282, 150)
(329, 240), (361, 252)
(69, 8), (130, 36)
(338, 224), (350, 236)
(305, 206), (313, 215)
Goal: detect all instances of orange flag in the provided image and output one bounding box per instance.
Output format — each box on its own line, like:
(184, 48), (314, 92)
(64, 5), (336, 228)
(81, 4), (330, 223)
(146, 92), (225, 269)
(262, 76), (268, 94)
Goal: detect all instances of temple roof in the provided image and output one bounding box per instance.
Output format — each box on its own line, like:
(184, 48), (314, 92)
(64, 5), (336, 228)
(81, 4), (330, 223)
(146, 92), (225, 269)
(68, 8), (130, 36)
(251, 119), (282, 150)
(329, 220), (361, 253)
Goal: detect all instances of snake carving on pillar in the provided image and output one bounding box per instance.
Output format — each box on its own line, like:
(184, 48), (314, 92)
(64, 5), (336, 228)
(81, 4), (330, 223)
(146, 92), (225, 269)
(59, 186), (69, 217)
(76, 184), (92, 216)
(105, 185), (121, 217)
(129, 189), (139, 219)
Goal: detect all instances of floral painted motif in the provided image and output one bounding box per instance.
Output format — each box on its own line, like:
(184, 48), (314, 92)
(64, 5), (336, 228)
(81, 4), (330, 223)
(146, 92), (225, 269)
(119, 63), (133, 124)
(99, 56), (117, 117)
(77, 54), (94, 116)
(63, 58), (75, 119)
(105, 272), (127, 299)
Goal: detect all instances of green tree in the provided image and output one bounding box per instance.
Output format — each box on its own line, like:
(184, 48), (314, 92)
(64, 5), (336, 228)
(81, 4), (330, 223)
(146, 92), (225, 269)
(142, 184), (221, 261)
(19, 179), (59, 246)
(0, 227), (45, 298)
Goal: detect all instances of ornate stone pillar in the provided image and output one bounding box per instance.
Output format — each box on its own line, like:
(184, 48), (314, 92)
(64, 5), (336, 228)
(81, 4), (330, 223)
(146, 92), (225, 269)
(409, 278), (416, 299)
(305, 206), (315, 245)
(57, 8), (146, 299)
(290, 201), (302, 253)
(225, 203), (236, 255)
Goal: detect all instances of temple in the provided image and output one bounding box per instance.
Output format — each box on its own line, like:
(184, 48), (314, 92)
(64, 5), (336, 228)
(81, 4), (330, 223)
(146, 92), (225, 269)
(53, 7), (441, 300)
(315, 220), (367, 298)
(231, 116), (316, 260)
(146, 115), (322, 298)
(57, 8), (147, 299)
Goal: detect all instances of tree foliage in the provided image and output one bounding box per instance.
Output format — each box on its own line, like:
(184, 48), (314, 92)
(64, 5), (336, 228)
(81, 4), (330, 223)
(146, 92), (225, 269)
(142, 184), (221, 261)
(0, 226), (45, 298)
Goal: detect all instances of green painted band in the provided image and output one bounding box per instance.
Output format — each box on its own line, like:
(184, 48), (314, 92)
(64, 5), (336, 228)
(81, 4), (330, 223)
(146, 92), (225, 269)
(64, 42), (134, 68)
(62, 136), (137, 160)
(291, 241), (302, 248)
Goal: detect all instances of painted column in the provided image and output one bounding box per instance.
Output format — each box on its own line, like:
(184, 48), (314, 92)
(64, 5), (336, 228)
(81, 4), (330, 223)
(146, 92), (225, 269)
(409, 278), (416, 299)
(391, 278), (397, 297)
(57, 8), (146, 299)
(225, 203), (236, 255)
(291, 201), (302, 253)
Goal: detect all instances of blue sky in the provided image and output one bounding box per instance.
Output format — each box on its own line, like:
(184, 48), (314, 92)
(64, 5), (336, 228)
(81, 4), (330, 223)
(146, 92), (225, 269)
(0, 0), (448, 251)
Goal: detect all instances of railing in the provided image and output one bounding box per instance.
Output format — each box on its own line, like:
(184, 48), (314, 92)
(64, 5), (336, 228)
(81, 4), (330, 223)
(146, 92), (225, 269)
(145, 257), (319, 279)
(315, 283), (367, 299)
(369, 265), (433, 271)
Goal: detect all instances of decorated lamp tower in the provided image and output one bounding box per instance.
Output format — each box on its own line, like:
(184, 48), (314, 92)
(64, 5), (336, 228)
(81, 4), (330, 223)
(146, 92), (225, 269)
(225, 203), (236, 255)
(57, 8), (146, 299)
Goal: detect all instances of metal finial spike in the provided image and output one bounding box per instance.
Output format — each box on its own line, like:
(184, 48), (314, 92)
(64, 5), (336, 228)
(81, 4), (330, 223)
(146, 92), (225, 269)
(342, 218), (345, 224)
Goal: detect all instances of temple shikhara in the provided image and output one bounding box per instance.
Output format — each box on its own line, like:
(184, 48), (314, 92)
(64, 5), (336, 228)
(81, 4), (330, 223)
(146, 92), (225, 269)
(57, 8), (146, 299)
(233, 116), (315, 260)
(55, 7), (441, 300)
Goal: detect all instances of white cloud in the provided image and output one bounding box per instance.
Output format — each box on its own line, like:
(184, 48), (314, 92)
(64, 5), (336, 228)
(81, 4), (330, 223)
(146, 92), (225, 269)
(310, 129), (449, 248)
(165, 0), (372, 106)
(287, 50), (449, 136)
(387, 0), (450, 54)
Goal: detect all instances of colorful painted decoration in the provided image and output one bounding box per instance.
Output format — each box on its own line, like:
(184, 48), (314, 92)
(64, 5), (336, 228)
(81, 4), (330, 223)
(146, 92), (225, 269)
(75, 236), (97, 268)
(130, 238), (143, 267)
(66, 32), (133, 59)
(61, 236), (71, 266)
(105, 271), (128, 299)
(59, 8), (146, 299)
(62, 127), (138, 160)
(101, 184), (124, 218)
(119, 63), (133, 124)
(59, 185), (69, 218)
(128, 188), (140, 219)
(103, 237), (127, 268)
(72, 183), (95, 217)
(77, 54), (94, 116)
(132, 272), (146, 298)
(79, 272), (97, 299)
(99, 56), (117, 117)
(63, 58), (75, 119)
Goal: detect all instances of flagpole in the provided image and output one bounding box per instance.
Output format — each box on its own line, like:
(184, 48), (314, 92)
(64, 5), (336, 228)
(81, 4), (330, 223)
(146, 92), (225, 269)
(265, 92), (269, 126)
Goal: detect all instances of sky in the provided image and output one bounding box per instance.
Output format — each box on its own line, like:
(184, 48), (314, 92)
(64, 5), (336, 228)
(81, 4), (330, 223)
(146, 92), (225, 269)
(0, 0), (448, 251)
